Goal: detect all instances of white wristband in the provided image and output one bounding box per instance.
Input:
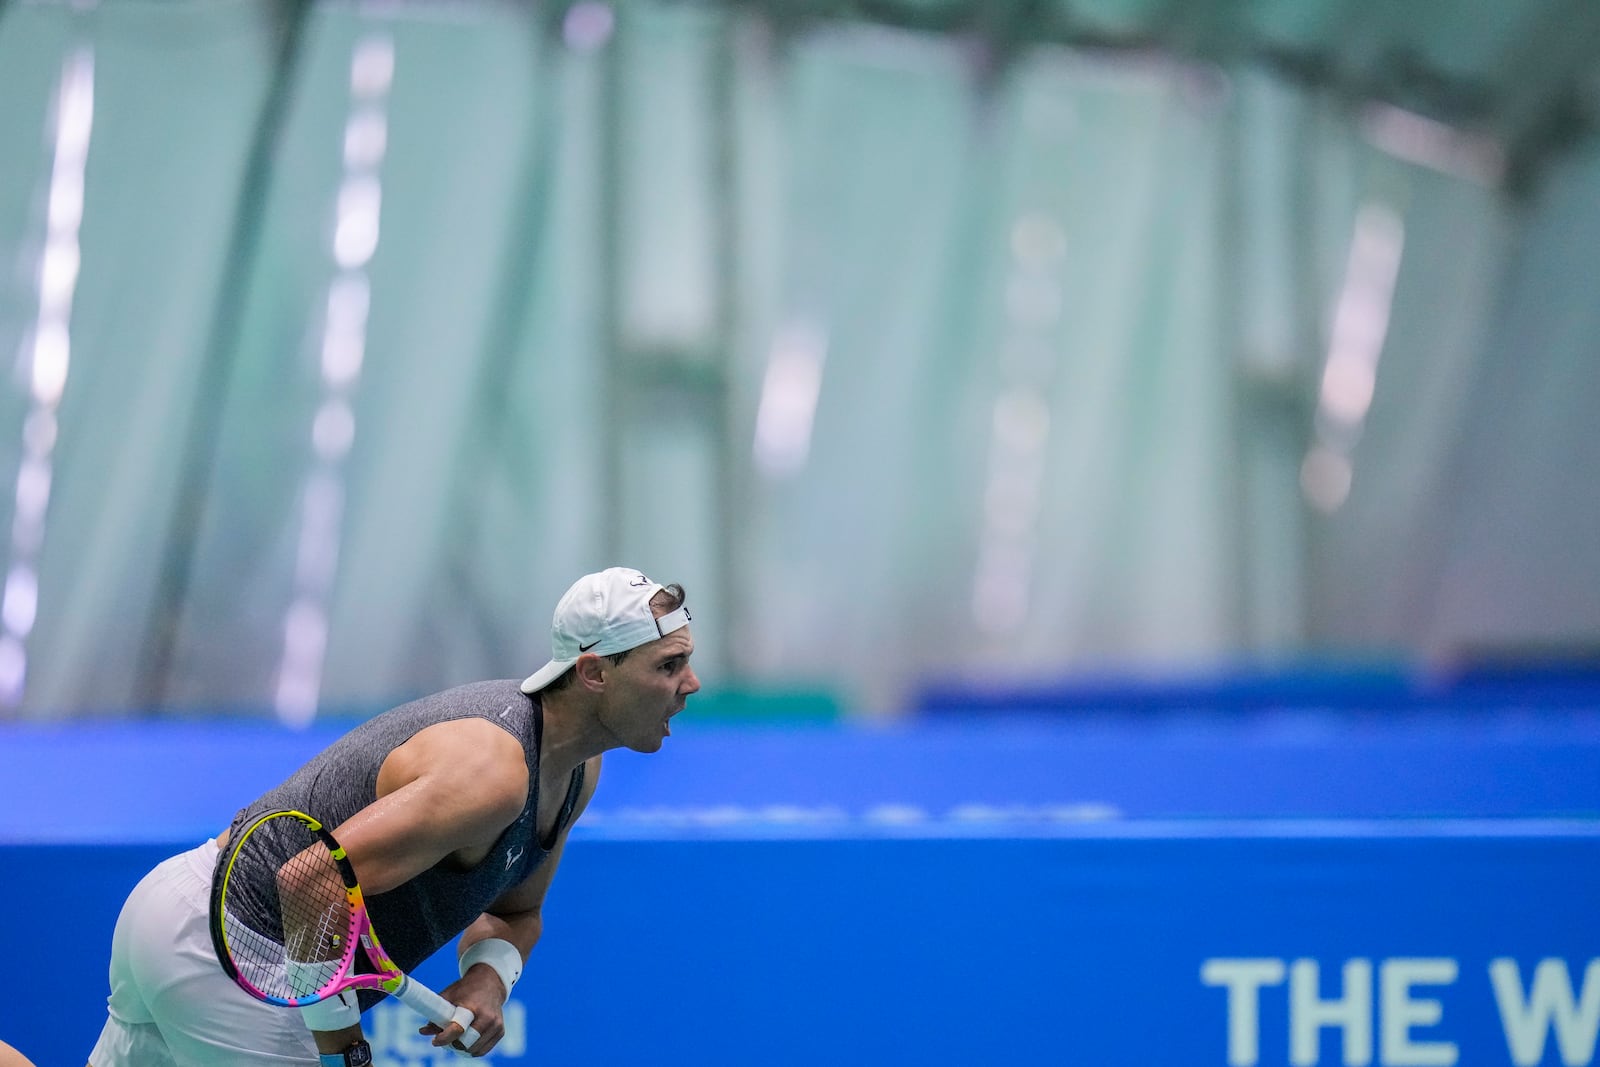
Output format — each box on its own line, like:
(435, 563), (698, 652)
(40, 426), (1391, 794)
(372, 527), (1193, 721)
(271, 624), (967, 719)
(287, 959), (360, 1032)
(298, 988), (361, 1032)
(459, 937), (523, 997)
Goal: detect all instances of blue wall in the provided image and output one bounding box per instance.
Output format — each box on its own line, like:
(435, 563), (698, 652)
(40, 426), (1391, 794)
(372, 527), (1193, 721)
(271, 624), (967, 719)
(19, 829), (1599, 1067)
(6, 680), (1600, 1066)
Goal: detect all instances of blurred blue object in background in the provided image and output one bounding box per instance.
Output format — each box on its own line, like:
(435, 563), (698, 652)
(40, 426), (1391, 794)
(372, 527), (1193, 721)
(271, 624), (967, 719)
(8, 665), (1600, 845)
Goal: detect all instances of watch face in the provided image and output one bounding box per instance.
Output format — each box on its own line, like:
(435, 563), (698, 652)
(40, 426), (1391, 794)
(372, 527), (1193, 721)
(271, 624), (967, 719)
(345, 1040), (374, 1067)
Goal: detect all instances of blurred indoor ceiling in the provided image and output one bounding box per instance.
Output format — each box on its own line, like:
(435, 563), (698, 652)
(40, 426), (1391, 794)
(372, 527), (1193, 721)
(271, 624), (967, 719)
(715, 0), (1600, 195)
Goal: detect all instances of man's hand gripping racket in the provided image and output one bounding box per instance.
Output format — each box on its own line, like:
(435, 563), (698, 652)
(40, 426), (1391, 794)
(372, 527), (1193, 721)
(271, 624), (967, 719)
(209, 809), (481, 1053)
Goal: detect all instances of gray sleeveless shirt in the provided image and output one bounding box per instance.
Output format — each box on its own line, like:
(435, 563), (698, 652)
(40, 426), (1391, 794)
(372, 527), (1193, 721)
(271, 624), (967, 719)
(220, 678), (585, 1004)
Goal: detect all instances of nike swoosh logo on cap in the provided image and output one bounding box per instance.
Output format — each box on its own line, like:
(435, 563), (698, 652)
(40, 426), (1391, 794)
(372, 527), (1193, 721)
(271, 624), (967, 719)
(579, 640), (599, 652)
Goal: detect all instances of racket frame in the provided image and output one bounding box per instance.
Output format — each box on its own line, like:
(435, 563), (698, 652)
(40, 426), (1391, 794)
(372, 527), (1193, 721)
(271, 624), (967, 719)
(210, 808), (479, 1048)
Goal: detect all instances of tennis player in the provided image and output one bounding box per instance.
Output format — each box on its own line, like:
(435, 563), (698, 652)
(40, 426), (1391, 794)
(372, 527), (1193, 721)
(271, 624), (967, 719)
(89, 567), (699, 1066)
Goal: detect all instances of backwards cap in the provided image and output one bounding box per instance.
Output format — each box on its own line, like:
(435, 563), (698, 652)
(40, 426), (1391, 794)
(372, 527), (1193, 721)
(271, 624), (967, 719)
(520, 567), (691, 694)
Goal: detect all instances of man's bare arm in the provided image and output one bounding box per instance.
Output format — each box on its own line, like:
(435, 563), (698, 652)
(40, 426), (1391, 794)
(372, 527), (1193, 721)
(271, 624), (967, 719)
(421, 756), (603, 1053)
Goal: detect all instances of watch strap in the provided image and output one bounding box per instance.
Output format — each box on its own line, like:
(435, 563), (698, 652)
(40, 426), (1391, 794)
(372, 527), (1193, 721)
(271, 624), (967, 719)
(319, 1039), (373, 1067)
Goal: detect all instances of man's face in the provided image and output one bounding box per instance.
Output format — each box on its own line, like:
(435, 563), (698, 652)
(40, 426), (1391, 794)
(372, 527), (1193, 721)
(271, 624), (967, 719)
(600, 627), (699, 753)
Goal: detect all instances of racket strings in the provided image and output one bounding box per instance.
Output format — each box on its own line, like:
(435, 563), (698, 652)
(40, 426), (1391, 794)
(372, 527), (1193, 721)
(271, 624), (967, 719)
(279, 848), (352, 996)
(219, 815), (355, 1002)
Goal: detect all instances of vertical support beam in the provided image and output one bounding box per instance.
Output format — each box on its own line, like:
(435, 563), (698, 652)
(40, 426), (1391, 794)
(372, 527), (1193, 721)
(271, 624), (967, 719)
(1224, 70), (1313, 656)
(432, 10), (556, 669)
(140, 0), (312, 707)
(707, 5), (740, 673)
(1217, 66), (1255, 653)
(597, 3), (735, 678)
(595, 0), (627, 563)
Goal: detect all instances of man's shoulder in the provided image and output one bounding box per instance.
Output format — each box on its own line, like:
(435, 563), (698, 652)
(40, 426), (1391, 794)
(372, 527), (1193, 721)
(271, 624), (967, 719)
(370, 680), (535, 758)
(382, 678), (529, 718)
(428, 678), (527, 702)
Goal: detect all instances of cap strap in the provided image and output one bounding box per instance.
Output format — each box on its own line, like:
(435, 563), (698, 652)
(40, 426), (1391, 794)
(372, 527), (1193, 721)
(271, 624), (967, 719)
(655, 605), (691, 637)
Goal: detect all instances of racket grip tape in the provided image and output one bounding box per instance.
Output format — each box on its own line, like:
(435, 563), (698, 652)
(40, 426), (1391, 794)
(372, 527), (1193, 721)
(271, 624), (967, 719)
(390, 973), (481, 1051)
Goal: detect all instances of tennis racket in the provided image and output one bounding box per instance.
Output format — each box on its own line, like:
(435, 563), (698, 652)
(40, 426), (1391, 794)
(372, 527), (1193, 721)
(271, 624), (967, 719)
(209, 808), (480, 1050)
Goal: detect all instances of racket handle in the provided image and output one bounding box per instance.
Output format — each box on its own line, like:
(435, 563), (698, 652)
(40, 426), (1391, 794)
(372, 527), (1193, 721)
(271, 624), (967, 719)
(391, 973), (481, 1052)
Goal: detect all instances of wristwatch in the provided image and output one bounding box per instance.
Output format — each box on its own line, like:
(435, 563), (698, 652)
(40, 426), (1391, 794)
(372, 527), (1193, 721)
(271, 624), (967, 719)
(319, 1040), (373, 1067)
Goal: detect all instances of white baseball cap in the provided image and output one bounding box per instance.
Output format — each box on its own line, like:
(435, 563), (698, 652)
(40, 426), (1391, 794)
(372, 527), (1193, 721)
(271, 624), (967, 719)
(520, 567), (691, 694)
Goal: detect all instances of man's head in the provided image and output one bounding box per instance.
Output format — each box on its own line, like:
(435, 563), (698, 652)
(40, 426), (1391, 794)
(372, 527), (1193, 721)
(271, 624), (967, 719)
(523, 565), (693, 688)
(523, 568), (698, 751)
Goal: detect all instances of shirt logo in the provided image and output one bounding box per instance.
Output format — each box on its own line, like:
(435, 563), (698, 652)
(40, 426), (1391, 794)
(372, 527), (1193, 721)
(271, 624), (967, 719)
(505, 845), (525, 871)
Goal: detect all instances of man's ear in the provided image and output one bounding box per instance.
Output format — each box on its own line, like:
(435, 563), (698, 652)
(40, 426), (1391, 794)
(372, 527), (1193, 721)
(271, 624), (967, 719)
(575, 653), (607, 692)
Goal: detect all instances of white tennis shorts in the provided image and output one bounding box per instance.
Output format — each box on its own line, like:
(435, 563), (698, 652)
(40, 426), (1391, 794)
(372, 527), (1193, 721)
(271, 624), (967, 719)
(89, 839), (321, 1066)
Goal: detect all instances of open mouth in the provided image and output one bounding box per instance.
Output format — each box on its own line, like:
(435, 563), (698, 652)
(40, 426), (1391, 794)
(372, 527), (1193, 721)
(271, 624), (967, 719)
(663, 703), (685, 737)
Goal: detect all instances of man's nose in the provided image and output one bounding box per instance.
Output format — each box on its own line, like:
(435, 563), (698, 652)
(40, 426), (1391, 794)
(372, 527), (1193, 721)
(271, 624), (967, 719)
(682, 666), (701, 695)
